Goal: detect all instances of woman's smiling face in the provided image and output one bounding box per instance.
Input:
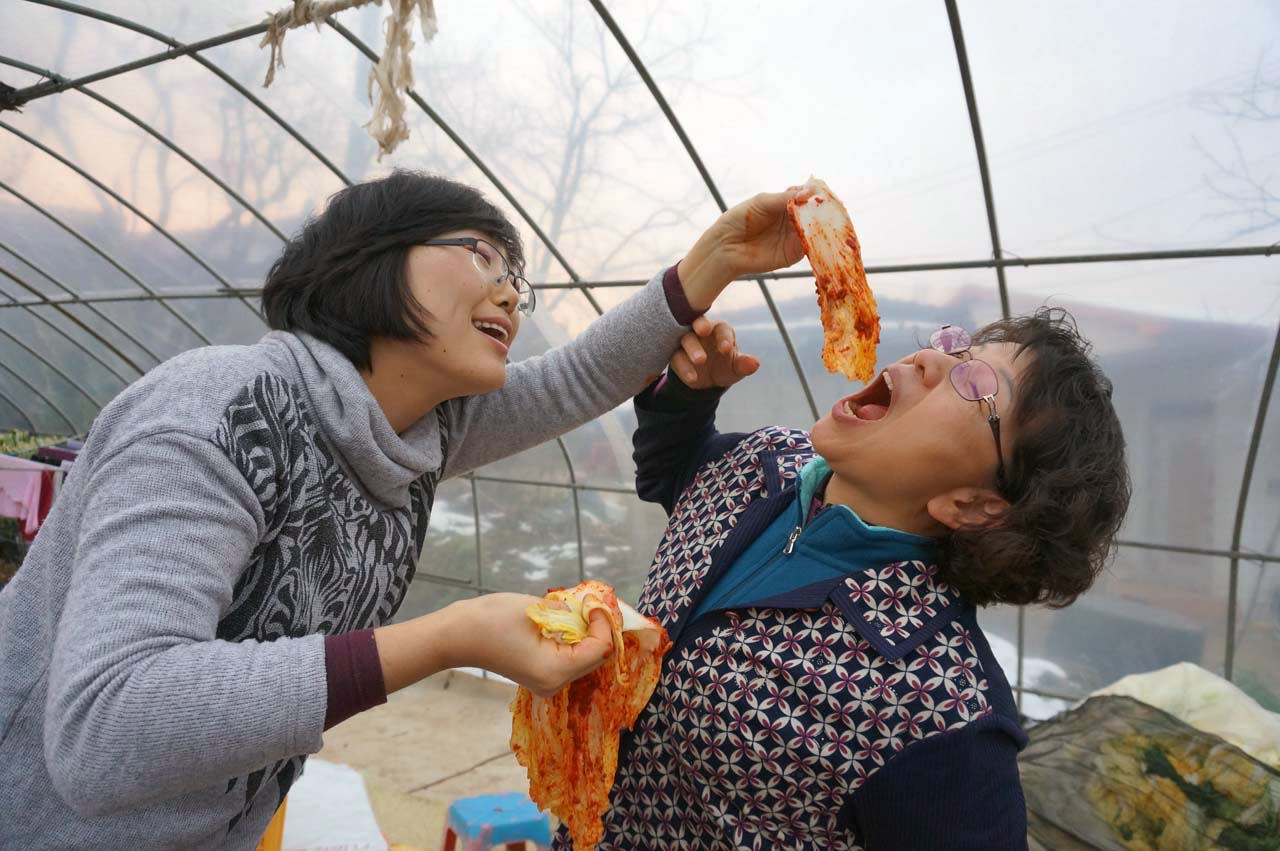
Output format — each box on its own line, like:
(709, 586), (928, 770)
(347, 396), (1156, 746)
(399, 230), (523, 398)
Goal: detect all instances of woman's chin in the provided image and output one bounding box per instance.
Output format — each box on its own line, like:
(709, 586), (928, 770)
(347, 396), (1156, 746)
(475, 364), (507, 395)
(810, 415), (837, 452)
(810, 419), (863, 472)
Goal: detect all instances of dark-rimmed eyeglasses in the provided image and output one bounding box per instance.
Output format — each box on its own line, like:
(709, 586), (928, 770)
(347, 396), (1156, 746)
(421, 237), (536, 315)
(929, 325), (1007, 491)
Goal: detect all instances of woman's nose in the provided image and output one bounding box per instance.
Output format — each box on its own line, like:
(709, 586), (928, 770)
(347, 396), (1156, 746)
(491, 277), (518, 313)
(908, 348), (955, 389)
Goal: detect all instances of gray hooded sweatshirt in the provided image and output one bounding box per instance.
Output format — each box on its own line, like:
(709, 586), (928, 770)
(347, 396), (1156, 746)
(0, 271), (684, 849)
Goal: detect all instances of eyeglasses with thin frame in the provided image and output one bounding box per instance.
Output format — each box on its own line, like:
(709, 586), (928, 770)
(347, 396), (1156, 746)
(928, 324), (1007, 491)
(420, 237), (536, 315)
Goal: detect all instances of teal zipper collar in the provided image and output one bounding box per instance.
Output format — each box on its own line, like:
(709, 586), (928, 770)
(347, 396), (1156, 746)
(795, 457), (936, 545)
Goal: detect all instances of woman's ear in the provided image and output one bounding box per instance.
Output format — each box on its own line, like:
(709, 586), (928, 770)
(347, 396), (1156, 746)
(926, 487), (1010, 530)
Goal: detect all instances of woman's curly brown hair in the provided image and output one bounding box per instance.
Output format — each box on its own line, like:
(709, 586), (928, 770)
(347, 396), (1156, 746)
(937, 307), (1131, 608)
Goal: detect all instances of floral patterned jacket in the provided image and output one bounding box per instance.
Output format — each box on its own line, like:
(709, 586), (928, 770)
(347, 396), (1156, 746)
(555, 377), (1029, 851)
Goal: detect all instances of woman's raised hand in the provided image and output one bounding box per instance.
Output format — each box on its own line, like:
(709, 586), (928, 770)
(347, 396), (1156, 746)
(677, 186), (810, 311)
(670, 317), (760, 391)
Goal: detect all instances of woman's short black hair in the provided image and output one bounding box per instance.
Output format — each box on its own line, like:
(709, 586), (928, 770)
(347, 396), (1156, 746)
(261, 169), (523, 370)
(939, 307), (1131, 608)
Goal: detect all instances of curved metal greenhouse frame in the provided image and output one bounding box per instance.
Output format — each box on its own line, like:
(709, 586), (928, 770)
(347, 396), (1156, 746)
(1, 0), (1277, 711)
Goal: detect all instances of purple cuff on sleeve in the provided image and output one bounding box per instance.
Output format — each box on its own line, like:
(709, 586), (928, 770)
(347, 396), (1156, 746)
(323, 628), (388, 730)
(663, 264), (705, 326)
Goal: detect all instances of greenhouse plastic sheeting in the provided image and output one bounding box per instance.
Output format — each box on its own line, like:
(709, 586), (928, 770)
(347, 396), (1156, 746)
(0, 0), (1277, 713)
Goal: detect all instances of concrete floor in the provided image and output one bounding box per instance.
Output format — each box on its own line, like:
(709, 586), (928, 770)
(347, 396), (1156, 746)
(317, 669), (534, 850)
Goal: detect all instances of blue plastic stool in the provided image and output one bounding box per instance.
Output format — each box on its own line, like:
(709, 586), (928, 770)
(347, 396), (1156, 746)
(442, 792), (551, 851)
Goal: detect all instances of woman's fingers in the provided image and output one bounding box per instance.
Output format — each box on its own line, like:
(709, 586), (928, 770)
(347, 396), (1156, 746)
(679, 331), (706, 366)
(713, 321), (736, 354)
(586, 608), (614, 649)
(536, 610), (613, 696)
(670, 349), (698, 385)
(570, 609), (615, 666)
(750, 188), (799, 217)
(670, 318), (759, 389)
(734, 352), (761, 377)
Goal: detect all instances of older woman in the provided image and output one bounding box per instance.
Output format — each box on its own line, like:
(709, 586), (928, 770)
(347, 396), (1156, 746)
(564, 309), (1130, 850)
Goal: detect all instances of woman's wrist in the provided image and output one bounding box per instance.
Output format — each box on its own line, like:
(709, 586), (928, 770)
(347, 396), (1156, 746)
(373, 602), (463, 693)
(676, 238), (735, 312)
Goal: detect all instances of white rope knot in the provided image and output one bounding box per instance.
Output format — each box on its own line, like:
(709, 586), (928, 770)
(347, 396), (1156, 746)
(259, 0), (438, 158)
(261, 0), (377, 87)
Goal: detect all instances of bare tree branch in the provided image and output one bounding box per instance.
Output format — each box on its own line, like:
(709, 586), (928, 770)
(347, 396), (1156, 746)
(1194, 53), (1280, 240)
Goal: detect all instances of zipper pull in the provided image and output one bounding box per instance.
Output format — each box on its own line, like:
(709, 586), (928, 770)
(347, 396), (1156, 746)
(783, 525), (802, 556)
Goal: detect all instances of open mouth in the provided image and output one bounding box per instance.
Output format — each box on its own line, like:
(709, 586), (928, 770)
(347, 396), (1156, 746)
(472, 319), (510, 345)
(834, 370), (893, 422)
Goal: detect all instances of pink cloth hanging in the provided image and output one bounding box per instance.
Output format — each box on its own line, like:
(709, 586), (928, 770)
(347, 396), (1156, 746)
(0, 456), (54, 537)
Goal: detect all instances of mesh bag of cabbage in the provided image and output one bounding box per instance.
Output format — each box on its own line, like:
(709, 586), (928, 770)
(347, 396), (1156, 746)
(1019, 695), (1280, 850)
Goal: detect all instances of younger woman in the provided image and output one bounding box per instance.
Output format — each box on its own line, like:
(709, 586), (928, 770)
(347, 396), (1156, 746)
(0, 170), (805, 849)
